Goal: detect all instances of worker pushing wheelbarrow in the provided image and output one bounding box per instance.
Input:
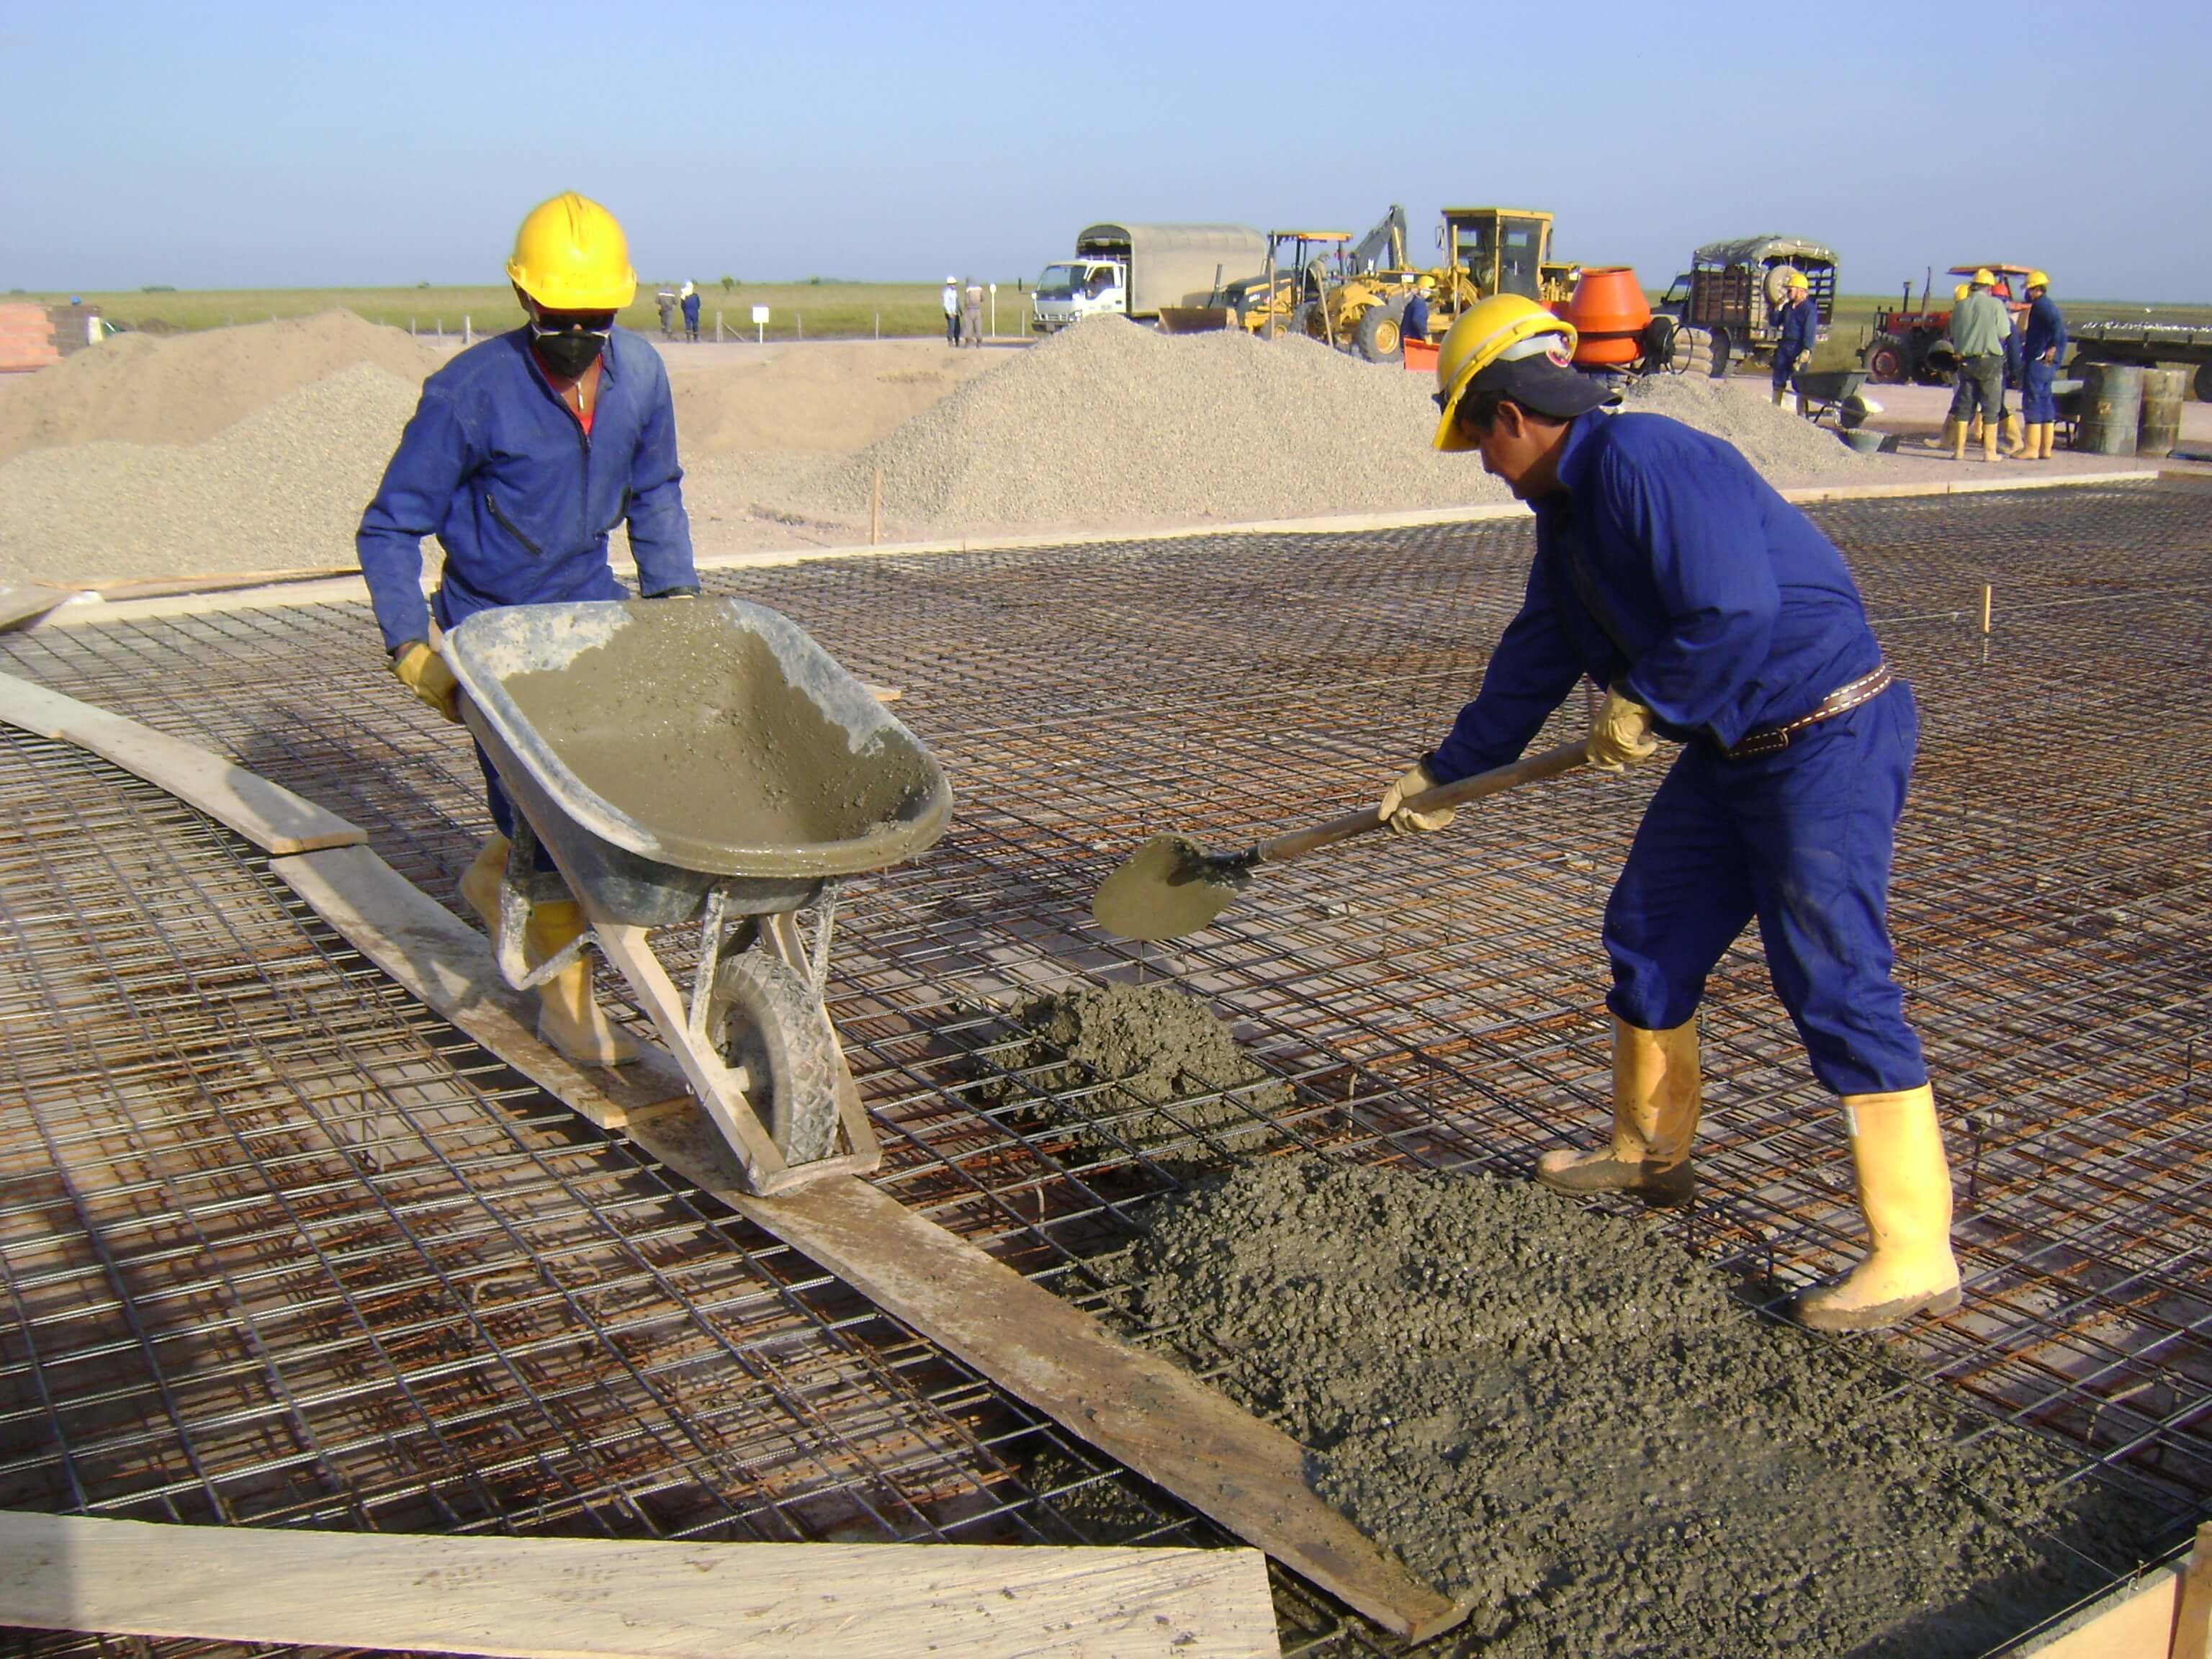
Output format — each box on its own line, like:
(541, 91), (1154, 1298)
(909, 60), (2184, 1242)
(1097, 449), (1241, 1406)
(443, 597), (952, 1195)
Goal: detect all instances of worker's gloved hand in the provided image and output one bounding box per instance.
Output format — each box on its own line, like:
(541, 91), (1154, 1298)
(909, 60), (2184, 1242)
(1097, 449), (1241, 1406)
(390, 641), (461, 723)
(1793, 351), (1812, 372)
(1378, 760), (1455, 835)
(1587, 687), (1660, 770)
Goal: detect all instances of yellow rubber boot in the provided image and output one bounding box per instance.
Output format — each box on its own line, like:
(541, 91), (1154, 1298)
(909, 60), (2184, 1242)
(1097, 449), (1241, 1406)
(1792, 1085), (1961, 1332)
(457, 835), (511, 947)
(2002, 414), (2026, 457)
(1941, 419), (1966, 459)
(1968, 414), (1983, 445)
(2039, 421), (2059, 458)
(1535, 1017), (1700, 1207)
(1983, 420), (2003, 462)
(1771, 384), (1788, 408)
(526, 900), (639, 1067)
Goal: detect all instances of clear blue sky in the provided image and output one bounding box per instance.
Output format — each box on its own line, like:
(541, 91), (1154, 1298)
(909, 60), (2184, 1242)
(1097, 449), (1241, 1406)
(4, 0), (2206, 302)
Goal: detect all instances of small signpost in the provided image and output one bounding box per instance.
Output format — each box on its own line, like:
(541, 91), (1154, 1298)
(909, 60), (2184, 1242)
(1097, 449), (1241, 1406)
(750, 305), (770, 345)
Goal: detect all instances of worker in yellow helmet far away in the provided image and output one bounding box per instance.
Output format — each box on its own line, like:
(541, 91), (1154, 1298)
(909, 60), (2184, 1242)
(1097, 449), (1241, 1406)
(356, 191), (700, 1068)
(1377, 293), (1959, 1334)
(1943, 270), (2011, 462)
(1771, 269), (1817, 411)
(2017, 271), (2065, 459)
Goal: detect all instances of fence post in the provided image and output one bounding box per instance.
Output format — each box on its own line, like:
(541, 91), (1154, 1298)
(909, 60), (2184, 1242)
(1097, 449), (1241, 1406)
(796, 313), (803, 341)
(410, 317), (416, 337)
(873, 310), (879, 340)
(716, 311), (723, 341)
(462, 315), (472, 346)
(436, 318), (444, 341)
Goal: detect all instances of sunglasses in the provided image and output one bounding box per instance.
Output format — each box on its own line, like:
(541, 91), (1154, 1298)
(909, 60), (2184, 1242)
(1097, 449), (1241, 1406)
(529, 311), (617, 338)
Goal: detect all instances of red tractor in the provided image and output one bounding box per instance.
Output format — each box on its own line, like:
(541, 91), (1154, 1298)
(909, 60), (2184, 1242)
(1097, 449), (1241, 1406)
(1862, 264), (2036, 384)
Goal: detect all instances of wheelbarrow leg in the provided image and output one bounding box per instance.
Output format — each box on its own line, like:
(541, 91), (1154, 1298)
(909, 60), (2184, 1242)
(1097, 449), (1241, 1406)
(760, 911), (880, 1176)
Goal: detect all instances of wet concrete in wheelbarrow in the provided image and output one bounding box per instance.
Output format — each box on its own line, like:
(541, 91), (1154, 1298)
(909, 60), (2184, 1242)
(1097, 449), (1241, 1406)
(1084, 1151), (2161, 1655)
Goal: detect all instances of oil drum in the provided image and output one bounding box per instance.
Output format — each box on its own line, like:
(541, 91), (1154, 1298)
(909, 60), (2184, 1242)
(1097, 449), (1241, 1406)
(2076, 362), (2143, 456)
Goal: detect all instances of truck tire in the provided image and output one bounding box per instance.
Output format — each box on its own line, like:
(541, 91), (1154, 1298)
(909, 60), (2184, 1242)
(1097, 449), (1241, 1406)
(1863, 336), (1908, 383)
(1643, 313), (1686, 373)
(1707, 326), (1733, 378)
(1354, 302), (1403, 364)
(709, 948), (841, 1166)
(2195, 362), (2212, 403)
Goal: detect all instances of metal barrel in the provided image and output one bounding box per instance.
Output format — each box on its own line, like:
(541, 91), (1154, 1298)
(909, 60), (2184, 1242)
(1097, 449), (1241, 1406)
(2136, 364), (2189, 457)
(2077, 362), (2144, 456)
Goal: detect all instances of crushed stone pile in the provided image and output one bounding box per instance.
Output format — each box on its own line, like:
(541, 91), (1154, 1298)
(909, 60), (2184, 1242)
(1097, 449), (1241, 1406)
(1107, 1155), (2159, 1656)
(0, 310), (444, 462)
(1622, 371), (1868, 480)
(984, 984), (1287, 1160)
(0, 362), (421, 585)
(800, 318), (1513, 531)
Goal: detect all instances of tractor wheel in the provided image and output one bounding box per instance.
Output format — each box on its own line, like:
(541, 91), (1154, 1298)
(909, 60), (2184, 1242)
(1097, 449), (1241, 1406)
(709, 948), (841, 1165)
(1707, 326), (1733, 378)
(1288, 300), (1328, 343)
(1354, 303), (1403, 364)
(1863, 337), (1908, 383)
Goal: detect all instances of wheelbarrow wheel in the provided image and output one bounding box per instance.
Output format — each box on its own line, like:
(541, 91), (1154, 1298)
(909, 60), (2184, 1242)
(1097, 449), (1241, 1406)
(708, 950), (841, 1166)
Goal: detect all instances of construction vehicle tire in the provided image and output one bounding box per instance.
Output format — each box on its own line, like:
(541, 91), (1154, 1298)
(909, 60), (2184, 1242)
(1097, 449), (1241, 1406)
(2195, 362), (2212, 403)
(1289, 300), (1328, 343)
(1707, 326), (1733, 379)
(1644, 313), (1686, 373)
(709, 948), (841, 1165)
(1863, 337), (1909, 383)
(1353, 302), (1403, 364)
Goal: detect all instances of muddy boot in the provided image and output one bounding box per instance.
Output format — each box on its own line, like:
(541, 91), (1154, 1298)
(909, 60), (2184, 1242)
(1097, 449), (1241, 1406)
(457, 834), (511, 946)
(1534, 1017), (1699, 1207)
(2002, 414), (2027, 458)
(1940, 418), (1965, 459)
(526, 900), (639, 1066)
(1791, 1085), (1961, 1332)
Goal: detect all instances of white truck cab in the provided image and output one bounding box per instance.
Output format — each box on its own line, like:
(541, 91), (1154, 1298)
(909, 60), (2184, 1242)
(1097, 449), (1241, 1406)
(1031, 259), (1128, 331)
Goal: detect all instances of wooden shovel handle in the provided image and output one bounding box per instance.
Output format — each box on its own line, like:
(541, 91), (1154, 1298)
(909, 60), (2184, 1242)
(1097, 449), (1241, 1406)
(1254, 740), (1590, 866)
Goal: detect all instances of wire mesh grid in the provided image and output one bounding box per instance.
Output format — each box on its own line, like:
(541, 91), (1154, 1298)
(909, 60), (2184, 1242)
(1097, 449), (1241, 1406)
(0, 480), (2206, 1655)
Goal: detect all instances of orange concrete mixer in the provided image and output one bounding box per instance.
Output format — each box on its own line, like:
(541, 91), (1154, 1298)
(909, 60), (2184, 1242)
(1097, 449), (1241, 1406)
(1564, 268), (1651, 368)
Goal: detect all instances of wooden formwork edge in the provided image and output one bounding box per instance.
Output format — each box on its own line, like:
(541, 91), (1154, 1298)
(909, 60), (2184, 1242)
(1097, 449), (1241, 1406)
(2000, 1520), (2211, 1658)
(0, 1509), (1283, 1659)
(19, 469), (2163, 630)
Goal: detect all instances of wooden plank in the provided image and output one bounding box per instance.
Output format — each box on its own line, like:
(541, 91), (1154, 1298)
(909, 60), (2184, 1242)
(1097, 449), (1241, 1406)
(0, 672), (365, 854)
(2002, 1521), (2212, 1659)
(0, 583), (71, 634)
(2175, 1522), (2212, 1659)
(269, 843), (1467, 1642)
(0, 1510), (1280, 1659)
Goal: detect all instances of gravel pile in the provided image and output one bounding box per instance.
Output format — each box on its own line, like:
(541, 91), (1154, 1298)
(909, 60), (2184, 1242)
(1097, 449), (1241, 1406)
(1107, 1154), (2161, 1655)
(804, 318), (1511, 529)
(0, 362), (420, 585)
(1623, 371), (1867, 479)
(0, 310), (444, 461)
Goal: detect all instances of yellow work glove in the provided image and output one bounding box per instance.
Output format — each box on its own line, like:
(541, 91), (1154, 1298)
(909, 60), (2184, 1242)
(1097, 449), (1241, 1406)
(1378, 760), (1455, 835)
(391, 640), (461, 723)
(1588, 686), (1660, 770)
(1793, 351), (1812, 372)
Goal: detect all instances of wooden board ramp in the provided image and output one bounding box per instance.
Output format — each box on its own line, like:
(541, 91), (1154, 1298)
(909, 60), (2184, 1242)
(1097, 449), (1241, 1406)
(0, 1510), (1282, 1659)
(0, 670), (365, 854)
(6, 678), (1464, 1642)
(274, 842), (1470, 1643)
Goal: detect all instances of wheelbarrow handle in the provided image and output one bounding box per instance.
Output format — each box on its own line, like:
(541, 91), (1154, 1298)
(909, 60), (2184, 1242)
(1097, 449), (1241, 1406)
(1254, 740), (1591, 866)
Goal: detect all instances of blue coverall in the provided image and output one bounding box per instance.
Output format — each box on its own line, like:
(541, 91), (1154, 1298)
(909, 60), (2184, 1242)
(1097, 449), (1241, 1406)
(1772, 296), (1818, 395)
(1401, 292), (1431, 351)
(1427, 409), (1925, 1097)
(357, 326), (698, 837)
(2021, 293), (2067, 424)
(680, 290), (701, 341)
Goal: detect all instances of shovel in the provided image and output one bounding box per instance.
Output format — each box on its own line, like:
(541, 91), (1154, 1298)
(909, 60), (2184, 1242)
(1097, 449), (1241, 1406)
(1092, 739), (1590, 941)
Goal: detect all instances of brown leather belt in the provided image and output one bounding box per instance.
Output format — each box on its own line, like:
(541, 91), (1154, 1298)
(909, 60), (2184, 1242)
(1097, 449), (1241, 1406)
(1721, 663), (1894, 760)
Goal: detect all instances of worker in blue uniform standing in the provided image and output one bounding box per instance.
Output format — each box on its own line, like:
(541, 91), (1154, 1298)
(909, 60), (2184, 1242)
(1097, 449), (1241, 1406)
(1399, 276), (1433, 359)
(1771, 268), (1817, 411)
(357, 191), (700, 1068)
(1378, 295), (1959, 1333)
(2017, 271), (2065, 460)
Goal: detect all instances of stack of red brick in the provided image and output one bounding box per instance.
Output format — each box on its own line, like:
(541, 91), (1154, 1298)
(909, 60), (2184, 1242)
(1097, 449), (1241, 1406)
(0, 303), (60, 372)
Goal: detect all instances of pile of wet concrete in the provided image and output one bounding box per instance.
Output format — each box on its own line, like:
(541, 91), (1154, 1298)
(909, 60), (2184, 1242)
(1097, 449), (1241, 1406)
(1100, 1153), (2159, 1654)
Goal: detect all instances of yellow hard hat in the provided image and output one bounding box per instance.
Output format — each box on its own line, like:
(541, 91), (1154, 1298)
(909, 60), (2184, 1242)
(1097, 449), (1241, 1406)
(1431, 294), (1578, 451)
(1971, 267), (1996, 287)
(1953, 284), (1971, 302)
(505, 192), (637, 312)
(1784, 269), (1810, 290)
(2027, 269), (2051, 290)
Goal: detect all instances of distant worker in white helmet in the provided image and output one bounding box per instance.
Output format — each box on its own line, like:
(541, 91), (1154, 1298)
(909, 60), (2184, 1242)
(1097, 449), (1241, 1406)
(356, 191), (699, 1069)
(942, 274), (961, 346)
(1378, 294), (1959, 1334)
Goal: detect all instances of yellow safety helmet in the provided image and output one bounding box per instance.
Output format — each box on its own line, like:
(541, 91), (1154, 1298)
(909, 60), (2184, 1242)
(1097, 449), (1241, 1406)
(505, 192), (637, 312)
(1784, 269), (1810, 290)
(1431, 294), (1578, 451)
(2026, 269), (2051, 291)
(1970, 267), (1996, 287)
(1953, 283), (1971, 302)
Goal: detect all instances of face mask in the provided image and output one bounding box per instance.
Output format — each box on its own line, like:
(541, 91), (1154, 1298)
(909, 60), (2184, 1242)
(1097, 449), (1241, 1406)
(533, 328), (606, 379)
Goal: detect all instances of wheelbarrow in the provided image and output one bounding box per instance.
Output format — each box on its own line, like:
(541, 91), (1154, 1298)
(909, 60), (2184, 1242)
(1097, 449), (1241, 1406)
(444, 598), (953, 1195)
(1792, 367), (1876, 429)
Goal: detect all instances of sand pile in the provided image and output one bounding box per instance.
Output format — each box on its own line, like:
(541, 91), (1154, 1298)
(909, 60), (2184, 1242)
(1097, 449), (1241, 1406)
(670, 341), (999, 455)
(1109, 1155), (2159, 1655)
(799, 318), (1512, 531)
(0, 311), (444, 461)
(1623, 372), (1867, 478)
(0, 362), (421, 584)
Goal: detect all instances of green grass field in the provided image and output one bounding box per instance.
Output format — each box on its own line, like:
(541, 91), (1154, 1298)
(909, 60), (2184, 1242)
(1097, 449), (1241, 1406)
(9, 282), (1039, 341)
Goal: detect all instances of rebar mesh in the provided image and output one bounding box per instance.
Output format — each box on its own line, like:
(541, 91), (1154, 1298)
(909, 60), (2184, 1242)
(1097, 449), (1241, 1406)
(1, 480), (2206, 1655)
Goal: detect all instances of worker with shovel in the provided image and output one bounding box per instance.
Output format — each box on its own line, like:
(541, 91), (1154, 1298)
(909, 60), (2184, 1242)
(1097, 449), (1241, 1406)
(1380, 294), (1959, 1334)
(356, 190), (700, 1068)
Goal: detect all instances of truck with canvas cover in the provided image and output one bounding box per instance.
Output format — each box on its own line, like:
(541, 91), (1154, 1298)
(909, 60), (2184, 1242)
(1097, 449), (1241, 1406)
(1030, 222), (1266, 332)
(1655, 235), (1837, 374)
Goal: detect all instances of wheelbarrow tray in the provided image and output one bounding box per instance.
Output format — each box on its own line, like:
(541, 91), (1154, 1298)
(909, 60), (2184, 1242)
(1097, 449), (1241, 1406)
(1794, 369), (1868, 401)
(446, 598), (951, 883)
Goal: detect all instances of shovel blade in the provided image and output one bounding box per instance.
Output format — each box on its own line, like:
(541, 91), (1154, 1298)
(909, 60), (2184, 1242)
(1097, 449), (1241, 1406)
(1090, 835), (1244, 941)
